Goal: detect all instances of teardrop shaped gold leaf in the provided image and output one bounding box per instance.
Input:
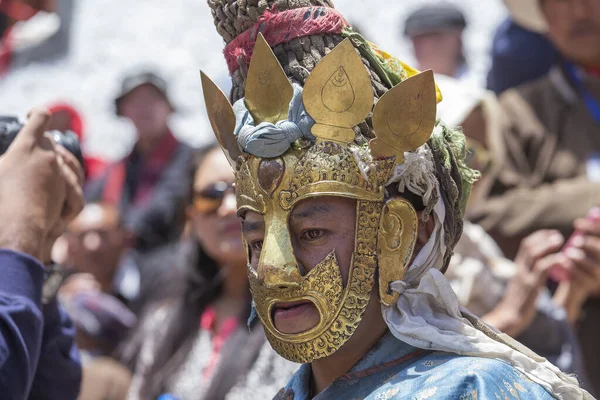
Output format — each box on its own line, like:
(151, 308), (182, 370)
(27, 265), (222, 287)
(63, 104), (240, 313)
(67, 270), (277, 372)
(370, 70), (437, 163)
(303, 39), (373, 139)
(245, 33), (293, 124)
(322, 67), (355, 113)
(200, 71), (240, 166)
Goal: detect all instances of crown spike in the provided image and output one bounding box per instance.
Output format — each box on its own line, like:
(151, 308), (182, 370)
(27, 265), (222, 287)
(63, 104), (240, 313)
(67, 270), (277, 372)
(370, 70), (437, 163)
(200, 71), (240, 166)
(303, 39), (374, 143)
(245, 33), (294, 124)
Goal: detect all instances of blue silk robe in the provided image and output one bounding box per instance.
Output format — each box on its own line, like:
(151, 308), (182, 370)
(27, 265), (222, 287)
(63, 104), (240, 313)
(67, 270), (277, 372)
(274, 332), (554, 400)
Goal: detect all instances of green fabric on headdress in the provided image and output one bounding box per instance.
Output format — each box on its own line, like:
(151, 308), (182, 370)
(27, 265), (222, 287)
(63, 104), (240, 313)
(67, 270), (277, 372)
(342, 28), (401, 88)
(342, 27), (444, 102)
(429, 122), (480, 215)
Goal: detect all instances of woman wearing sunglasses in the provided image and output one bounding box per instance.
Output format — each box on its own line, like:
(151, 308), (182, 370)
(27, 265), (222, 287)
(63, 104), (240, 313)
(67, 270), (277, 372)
(123, 144), (297, 400)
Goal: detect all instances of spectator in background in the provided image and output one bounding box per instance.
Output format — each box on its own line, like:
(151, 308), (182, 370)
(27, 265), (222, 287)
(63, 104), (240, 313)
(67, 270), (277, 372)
(61, 287), (135, 400)
(469, 0), (600, 393)
(472, 0), (600, 258)
(60, 202), (183, 400)
(48, 102), (108, 180)
(435, 76), (591, 390)
(86, 70), (193, 253)
(61, 202), (168, 317)
(487, 0), (556, 94)
(404, 3), (471, 82)
(122, 145), (297, 400)
(58, 204), (144, 400)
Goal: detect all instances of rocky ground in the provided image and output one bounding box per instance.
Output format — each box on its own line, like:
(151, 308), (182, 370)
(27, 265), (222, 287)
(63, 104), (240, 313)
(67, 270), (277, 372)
(0, 0), (507, 160)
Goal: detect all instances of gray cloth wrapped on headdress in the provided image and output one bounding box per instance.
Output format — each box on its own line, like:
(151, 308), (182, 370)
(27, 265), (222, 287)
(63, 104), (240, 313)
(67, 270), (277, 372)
(233, 84), (315, 158)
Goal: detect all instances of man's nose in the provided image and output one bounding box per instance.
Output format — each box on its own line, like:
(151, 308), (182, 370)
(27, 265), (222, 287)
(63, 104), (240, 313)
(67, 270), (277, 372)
(257, 262), (302, 290)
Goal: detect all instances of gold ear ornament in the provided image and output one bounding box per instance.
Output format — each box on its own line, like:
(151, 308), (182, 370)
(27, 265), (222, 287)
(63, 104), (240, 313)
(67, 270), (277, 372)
(377, 198), (419, 307)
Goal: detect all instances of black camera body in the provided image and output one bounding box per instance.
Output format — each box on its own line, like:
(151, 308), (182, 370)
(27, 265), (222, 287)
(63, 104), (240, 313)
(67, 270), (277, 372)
(0, 116), (84, 167)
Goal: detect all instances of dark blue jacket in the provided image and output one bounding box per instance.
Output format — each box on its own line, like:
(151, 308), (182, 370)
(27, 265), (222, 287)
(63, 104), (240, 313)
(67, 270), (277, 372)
(487, 19), (556, 94)
(0, 249), (81, 400)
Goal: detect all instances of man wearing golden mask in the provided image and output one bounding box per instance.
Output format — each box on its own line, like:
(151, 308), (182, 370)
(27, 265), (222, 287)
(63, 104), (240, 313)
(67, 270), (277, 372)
(200, 1), (591, 399)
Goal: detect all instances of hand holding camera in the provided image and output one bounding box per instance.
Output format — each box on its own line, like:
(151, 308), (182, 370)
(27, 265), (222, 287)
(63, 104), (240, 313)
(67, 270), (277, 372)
(0, 109), (84, 263)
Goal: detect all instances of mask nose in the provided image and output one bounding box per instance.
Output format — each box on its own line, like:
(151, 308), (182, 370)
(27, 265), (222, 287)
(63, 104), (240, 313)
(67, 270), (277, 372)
(257, 211), (302, 289)
(257, 263), (302, 289)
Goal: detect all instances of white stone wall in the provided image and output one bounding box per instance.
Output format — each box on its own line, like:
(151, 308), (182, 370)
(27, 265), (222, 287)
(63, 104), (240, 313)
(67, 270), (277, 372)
(0, 0), (507, 160)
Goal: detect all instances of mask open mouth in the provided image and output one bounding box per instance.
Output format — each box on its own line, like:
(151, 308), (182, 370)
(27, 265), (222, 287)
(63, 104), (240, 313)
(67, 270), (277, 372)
(272, 300), (313, 315)
(270, 300), (319, 334)
(250, 251), (343, 337)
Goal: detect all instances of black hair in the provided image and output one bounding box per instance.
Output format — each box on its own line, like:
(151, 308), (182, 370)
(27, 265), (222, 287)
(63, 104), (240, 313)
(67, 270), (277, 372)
(121, 143), (265, 399)
(386, 184), (426, 212)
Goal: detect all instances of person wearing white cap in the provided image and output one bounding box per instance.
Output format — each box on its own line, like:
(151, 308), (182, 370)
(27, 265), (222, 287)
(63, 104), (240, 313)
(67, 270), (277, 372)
(471, 0), (600, 393)
(85, 69), (194, 253)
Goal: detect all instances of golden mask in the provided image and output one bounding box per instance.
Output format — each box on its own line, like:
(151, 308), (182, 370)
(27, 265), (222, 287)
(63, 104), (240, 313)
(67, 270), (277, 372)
(200, 34), (437, 363)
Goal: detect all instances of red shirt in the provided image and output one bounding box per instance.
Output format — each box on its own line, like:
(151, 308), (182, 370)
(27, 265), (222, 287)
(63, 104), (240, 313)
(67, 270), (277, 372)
(199, 306), (239, 380)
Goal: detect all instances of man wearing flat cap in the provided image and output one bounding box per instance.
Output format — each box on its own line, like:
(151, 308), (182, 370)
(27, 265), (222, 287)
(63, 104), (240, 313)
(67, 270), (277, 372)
(86, 70), (193, 253)
(470, 0), (600, 393)
(404, 3), (471, 82)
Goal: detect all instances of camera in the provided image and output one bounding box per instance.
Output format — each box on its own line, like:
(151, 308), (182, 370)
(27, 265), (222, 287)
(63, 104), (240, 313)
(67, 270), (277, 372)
(0, 116), (84, 167)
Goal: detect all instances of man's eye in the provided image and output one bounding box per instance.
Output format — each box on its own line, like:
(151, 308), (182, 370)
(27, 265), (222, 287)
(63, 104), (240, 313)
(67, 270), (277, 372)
(251, 240), (264, 252)
(303, 229), (325, 241)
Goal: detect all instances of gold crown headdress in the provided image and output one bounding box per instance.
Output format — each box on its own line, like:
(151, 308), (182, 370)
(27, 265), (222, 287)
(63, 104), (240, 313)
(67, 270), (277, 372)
(200, 33), (437, 363)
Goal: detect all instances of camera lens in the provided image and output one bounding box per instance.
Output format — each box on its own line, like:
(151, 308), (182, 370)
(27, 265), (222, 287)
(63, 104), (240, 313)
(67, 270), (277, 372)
(0, 117), (23, 156)
(49, 130), (84, 167)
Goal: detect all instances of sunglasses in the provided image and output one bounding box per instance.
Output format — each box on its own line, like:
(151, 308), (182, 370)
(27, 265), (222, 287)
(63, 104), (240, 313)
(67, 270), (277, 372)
(193, 181), (235, 214)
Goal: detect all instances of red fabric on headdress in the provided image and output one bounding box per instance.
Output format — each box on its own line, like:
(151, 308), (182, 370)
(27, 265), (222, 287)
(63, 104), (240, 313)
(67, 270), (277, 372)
(224, 6), (350, 74)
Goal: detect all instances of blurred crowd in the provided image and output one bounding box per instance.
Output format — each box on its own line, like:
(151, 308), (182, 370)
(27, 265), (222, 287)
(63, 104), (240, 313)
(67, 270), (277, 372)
(1, 0), (600, 399)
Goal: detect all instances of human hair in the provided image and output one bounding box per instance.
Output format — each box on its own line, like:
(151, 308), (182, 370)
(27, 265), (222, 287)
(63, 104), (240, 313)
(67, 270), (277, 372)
(121, 143), (264, 399)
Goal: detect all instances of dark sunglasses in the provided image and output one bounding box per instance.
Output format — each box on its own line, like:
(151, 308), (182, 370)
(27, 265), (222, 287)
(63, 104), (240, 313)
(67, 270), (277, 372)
(193, 181), (235, 214)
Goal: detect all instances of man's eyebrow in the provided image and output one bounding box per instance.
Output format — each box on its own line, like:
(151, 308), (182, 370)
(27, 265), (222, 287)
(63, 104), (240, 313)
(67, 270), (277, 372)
(242, 220), (264, 233)
(291, 204), (333, 220)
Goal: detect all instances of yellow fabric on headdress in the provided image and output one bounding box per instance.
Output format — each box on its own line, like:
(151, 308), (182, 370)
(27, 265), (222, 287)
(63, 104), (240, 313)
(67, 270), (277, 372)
(369, 42), (443, 104)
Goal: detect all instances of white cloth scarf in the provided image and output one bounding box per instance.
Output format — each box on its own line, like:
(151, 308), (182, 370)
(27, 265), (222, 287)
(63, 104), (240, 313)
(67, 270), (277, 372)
(382, 154), (593, 400)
